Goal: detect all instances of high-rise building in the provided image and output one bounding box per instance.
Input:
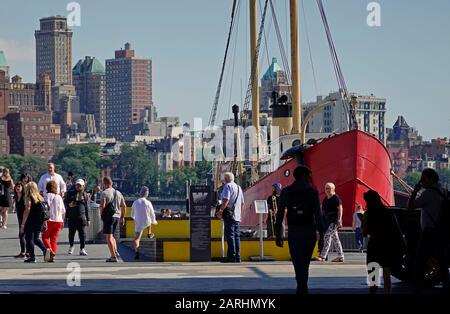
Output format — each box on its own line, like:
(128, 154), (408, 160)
(35, 16), (73, 86)
(7, 75), (36, 112)
(0, 71), (9, 156)
(0, 69), (9, 116)
(106, 43), (154, 139)
(6, 111), (60, 159)
(305, 92), (387, 144)
(35, 73), (52, 111)
(0, 51), (9, 78)
(73, 56), (106, 137)
(0, 72), (51, 114)
(0, 119), (9, 156)
(260, 57), (291, 114)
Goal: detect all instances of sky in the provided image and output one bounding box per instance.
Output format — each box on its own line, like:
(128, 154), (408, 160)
(0, 0), (449, 140)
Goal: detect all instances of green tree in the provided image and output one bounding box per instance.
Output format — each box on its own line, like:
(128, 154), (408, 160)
(0, 155), (48, 181)
(113, 144), (156, 194)
(51, 144), (102, 190)
(404, 171), (421, 187)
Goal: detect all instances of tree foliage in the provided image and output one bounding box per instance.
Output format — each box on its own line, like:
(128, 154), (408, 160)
(0, 155), (48, 182)
(112, 144), (156, 194)
(51, 144), (102, 190)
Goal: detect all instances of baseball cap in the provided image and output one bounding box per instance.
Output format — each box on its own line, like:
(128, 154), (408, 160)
(273, 182), (282, 190)
(75, 179), (85, 186)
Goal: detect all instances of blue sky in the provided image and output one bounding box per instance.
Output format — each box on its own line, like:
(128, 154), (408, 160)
(0, 0), (449, 140)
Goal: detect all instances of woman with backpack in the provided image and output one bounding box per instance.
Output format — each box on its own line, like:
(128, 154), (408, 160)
(42, 181), (65, 262)
(20, 182), (52, 263)
(0, 168), (14, 229)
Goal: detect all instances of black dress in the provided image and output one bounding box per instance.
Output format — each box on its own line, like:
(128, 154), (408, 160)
(15, 196), (26, 224)
(364, 207), (399, 268)
(0, 179), (12, 207)
(25, 199), (44, 232)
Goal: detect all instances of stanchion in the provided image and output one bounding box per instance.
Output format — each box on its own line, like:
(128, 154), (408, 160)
(250, 200), (275, 262)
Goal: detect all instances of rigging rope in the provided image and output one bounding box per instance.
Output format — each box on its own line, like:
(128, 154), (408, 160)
(259, 0), (272, 68)
(269, 0), (292, 92)
(301, 0), (319, 96)
(226, 0), (242, 121)
(316, 0), (357, 130)
(241, 0), (270, 128)
(208, 0), (239, 127)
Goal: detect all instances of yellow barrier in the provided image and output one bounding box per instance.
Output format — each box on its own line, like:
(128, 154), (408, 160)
(125, 217), (223, 238)
(162, 240), (319, 262)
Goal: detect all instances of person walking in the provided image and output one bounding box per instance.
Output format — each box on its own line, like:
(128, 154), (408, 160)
(64, 179), (90, 256)
(353, 204), (365, 253)
(42, 181), (66, 261)
(20, 182), (52, 263)
(66, 171), (74, 191)
(266, 182), (282, 238)
(13, 182), (27, 259)
(216, 172), (244, 263)
(99, 176), (126, 262)
(20, 173), (32, 186)
(38, 163), (66, 197)
(315, 183), (345, 262)
(276, 166), (323, 295)
(408, 168), (450, 293)
(0, 168), (14, 229)
(363, 190), (399, 294)
(131, 186), (157, 259)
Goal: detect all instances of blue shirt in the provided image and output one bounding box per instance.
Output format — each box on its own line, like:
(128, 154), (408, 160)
(220, 182), (244, 222)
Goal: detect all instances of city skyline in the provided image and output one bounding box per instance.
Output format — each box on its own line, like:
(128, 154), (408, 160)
(0, 0), (449, 140)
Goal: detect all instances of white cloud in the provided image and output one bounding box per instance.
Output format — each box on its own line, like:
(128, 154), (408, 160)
(0, 38), (34, 62)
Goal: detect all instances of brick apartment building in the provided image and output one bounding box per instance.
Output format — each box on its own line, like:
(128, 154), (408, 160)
(6, 112), (60, 160)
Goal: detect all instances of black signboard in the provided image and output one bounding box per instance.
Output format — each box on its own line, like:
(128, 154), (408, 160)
(189, 185), (212, 262)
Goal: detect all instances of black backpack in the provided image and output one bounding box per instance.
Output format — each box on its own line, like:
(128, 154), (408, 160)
(39, 201), (51, 222)
(285, 187), (315, 226)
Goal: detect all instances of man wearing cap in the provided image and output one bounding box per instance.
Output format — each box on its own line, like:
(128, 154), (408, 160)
(64, 179), (90, 256)
(266, 182), (282, 238)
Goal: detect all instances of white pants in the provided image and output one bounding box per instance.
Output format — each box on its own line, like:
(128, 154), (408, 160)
(321, 223), (344, 258)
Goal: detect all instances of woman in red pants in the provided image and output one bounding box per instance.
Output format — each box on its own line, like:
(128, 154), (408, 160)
(42, 180), (66, 262)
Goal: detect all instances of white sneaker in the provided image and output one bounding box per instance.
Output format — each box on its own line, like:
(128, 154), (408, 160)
(80, 249), (88, 256)
(68, 246), (74, 255)
(2, 225), (7, 229)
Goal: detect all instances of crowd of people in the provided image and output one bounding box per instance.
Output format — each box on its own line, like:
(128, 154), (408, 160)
(0, 163), (158, 263)
(1, 161), (448, 294)
(216, 167), (449, 295)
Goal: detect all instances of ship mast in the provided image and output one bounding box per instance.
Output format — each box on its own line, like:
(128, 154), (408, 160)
(250, 0), (260, 153)
(290, 0), (302, 136)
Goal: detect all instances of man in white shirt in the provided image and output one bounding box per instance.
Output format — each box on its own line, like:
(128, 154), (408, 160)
(131, 186), (157, 260)
(38, 163), (67, 197)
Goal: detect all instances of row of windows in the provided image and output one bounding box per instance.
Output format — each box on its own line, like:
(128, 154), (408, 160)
(357, 102), (386, 110)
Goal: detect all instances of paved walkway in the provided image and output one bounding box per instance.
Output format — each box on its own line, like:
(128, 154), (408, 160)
(0, 214), (414, 294)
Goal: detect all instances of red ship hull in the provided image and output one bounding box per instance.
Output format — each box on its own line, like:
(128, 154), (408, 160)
(241, 129), (395, 227)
